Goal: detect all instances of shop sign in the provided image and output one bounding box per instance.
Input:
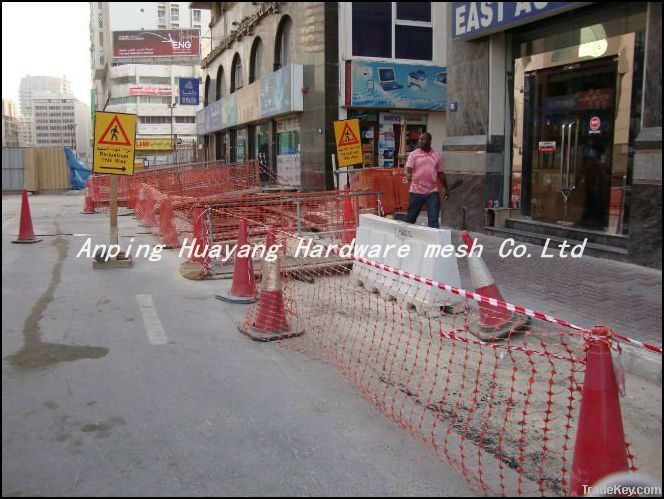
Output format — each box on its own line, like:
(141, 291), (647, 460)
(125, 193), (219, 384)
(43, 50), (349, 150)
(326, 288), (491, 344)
(346, 61), (447, 111)
(237, 85), (260, 124)
(129, 86), (172, 96)
(135, 138), (173, 150)
(260, 64), (304, 118)
(538, 141), (556, 154)
(451, 2), (585, 41)
(379, 112), (428, 125)
(179, 78), (199, 105)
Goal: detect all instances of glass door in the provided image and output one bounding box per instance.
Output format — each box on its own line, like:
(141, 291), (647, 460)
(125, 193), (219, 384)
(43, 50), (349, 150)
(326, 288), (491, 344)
(524, 59), (616, 229)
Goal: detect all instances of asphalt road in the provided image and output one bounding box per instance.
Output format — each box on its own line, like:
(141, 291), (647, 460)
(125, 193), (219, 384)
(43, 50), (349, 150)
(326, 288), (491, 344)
(2, 192), (474, 496)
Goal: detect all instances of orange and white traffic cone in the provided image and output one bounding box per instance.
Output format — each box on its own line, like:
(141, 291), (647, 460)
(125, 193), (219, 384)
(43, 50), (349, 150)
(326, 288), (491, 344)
(159, 198), (180, 249)
(81, 195), (96, 214)
(216, 219), (257, 304)
(570, 326), (630, 496)
(462, 231), (528, 340)
(341, 185), (356, 244)
(12, 190), (42, 244)
(238, 227), (303, 342)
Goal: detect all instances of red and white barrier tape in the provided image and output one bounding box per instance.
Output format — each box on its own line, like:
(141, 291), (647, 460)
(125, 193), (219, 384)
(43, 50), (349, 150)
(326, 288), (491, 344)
(214, 209), (663, 356)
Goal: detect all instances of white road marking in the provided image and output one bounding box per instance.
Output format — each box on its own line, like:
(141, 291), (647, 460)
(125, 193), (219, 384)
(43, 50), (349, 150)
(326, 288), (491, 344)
(136, 294), (169, 345)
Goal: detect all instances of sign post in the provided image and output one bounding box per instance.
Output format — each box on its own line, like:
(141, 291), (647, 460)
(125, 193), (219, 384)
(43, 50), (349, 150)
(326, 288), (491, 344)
(92, 111), (137, 269)
(333, 119), (363, 188)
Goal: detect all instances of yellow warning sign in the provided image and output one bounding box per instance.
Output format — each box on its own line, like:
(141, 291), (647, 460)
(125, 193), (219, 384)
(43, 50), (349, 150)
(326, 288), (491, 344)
(334, 119), (363, 167)
(93, 112), (137, 175)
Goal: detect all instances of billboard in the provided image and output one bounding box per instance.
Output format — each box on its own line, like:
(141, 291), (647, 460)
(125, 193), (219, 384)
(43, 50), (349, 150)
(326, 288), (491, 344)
(113, 30), (200, 58)
(129, 86), (172, 96)
(346, 61), (447, 111)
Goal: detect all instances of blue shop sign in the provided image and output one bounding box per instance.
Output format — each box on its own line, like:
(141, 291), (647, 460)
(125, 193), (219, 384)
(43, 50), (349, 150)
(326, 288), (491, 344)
(452, 2), (588, 41)
(179, 77), (199, 105)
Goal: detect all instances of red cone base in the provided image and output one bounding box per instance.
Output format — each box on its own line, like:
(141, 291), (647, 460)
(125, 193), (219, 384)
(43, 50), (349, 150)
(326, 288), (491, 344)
(570, 326), (629, 496)
(81, 196), (96, 214)
(12, 190), (41, 244)
(216, 220), (257, 304)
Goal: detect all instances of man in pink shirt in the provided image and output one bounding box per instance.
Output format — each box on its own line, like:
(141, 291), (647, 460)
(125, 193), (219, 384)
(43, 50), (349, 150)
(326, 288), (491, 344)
(404, 132), (449, 228)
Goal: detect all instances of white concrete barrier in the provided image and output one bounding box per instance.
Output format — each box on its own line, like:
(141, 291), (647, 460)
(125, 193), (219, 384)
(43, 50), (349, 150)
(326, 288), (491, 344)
(352, 214), (463, 316)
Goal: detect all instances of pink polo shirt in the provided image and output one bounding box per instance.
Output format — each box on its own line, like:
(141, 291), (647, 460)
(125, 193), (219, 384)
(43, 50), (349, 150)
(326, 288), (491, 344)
(405, 148), (444, 194)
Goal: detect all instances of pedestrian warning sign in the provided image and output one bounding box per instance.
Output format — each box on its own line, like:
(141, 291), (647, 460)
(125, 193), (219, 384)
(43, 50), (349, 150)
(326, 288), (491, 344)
(93, 112), (137, 175)
(334, 119), (363, 167)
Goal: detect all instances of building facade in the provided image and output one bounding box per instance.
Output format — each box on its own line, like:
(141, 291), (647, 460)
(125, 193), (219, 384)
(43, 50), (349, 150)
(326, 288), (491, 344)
(18, 116), (35, 147)
(445, 2), (661, 268)
(338, 2), (448, 170)
(195, 2), (339, 190)
(18, 75), (71, 118)
(2, 99), (20, 148)
(33, 96), (92, 163)
(90, 2), (210, 165)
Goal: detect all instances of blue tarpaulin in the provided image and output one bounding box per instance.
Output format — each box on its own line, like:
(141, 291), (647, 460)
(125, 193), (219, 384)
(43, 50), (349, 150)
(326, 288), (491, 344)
(64, 147), (91, 190)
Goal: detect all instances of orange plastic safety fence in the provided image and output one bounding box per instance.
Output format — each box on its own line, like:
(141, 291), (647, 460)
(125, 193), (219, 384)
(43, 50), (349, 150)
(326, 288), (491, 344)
(211, 211), (641, 497)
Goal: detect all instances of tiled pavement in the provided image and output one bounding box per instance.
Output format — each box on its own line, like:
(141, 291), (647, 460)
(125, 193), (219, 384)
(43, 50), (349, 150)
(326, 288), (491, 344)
(452, 230), (663, 348)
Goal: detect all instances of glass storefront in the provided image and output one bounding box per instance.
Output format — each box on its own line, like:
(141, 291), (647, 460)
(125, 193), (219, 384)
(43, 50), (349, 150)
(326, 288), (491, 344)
(510, 4), (646, 235)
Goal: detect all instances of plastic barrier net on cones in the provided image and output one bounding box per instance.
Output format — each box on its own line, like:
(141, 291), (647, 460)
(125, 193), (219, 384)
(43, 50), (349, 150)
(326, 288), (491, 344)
(225, 212), (641, 497)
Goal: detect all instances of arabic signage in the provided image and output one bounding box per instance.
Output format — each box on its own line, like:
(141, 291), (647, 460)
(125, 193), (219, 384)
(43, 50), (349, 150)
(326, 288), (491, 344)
(178, 77), (199, 105)
(345, 61), (447, 111)
(113, 30), (200, 58)
(196, 64), (304, 135)
(93, 112), (137, 176)
(451, 2), (584, 41)
(129, 86), (172, 96)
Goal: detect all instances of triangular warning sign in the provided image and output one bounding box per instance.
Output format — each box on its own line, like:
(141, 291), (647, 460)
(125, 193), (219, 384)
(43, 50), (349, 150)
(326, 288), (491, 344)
(338, 123), (360, 147)
(98, 116), (132, 146)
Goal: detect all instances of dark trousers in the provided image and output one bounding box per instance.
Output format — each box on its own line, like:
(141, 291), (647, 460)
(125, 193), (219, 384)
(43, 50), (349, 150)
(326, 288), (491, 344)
(405, 192), (440, 228)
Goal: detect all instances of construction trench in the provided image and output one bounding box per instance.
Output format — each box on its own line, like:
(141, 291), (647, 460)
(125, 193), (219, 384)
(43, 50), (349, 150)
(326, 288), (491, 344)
(81, 159), (662, 496)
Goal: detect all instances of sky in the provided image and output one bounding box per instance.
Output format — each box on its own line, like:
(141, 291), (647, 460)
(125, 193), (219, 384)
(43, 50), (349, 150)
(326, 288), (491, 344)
(2, 2), (91, 108)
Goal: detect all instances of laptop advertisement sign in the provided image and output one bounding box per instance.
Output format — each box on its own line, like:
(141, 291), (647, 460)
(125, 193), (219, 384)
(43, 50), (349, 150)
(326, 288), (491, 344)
(346, 61), (447, 110)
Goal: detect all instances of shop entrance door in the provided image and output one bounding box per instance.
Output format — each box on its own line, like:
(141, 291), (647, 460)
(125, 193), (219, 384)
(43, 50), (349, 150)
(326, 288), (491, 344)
(512, 33), (635, 234)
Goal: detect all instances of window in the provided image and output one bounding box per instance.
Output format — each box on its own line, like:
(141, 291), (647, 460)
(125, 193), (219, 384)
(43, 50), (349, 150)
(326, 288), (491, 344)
(112, 75), (136, 85)
(193, 10), (201, 22)
(138, 96), (171, 105)
(352, 3), (391, 58)
(139, 76), (170, 85)
(215, 66), (225, 101)
(110, 96), (137, 105)
(249, 37), (263, 83)
(352, 2), (433, 61)
(274, 16), (292, 70)
(140, 116), (171, 124)
(175, 116), (196, 123)
(231, 53), (243, 93)
(171, 4), (179, 21)
(204, 75), (210, 106)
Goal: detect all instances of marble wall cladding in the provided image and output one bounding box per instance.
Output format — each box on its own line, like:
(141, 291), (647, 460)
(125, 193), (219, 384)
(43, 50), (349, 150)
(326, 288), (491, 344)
(644, 2), (662, 128)
(441, 174), (486, 230)
(446, 4), (490, 137)
(628, 183), (662, 269)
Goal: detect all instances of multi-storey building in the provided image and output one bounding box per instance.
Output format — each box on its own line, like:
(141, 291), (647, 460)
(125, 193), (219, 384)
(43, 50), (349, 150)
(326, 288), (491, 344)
(195, 2), (339, 189)
(33, 96), (92, 163)
(90, 2), (210, 165)
(2, 99), (20, 147)
(18, 75), (71, 118)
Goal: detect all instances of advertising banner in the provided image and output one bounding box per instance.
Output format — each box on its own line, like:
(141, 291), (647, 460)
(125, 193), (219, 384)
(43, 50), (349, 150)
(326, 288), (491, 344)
(113, 30), (200, 58)
(346, 61), (447, 111)
(129, 86), (172, 96)
(135, 138), (173, 151)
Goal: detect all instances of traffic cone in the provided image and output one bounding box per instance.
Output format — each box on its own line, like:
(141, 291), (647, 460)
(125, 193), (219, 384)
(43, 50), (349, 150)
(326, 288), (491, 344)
(139, 188), (158, 227)
(238, 227), (303, 342)
(570, 326), (630, 496)
(461, 231), (528, 340)
(12, 190), (42, 244)
(81, 195), (96, 214)
(341, 185), (356, 244)
(216, 219), (257, 304)
(159, 198), (180, 248)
